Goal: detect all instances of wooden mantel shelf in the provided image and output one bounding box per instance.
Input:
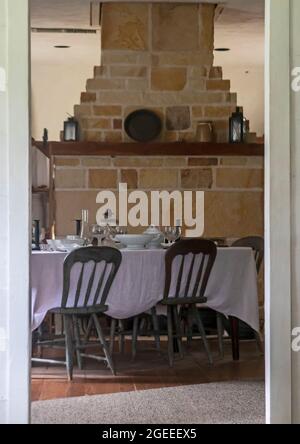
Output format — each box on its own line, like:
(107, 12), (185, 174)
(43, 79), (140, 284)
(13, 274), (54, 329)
(33, 141), (264, 158)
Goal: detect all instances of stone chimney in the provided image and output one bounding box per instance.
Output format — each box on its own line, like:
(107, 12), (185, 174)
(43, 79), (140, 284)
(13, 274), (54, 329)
(74, 2), (243, 143)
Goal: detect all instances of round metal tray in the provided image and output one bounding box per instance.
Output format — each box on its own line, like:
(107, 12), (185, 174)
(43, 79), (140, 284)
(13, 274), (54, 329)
(124, 109), (162, 142)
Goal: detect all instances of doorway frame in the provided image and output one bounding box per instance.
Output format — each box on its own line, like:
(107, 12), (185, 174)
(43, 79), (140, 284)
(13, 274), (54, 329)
(2, 0), (295, 424)
(265, 0), (292, 424)
(1, 0), (31, 424)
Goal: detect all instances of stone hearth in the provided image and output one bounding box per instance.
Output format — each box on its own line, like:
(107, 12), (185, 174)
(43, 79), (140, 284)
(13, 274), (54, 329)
(73, 2), (252, 144)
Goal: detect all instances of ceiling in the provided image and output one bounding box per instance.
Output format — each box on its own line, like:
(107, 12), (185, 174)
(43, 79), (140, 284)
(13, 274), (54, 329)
(30, 0), (265, 67)
(31, 0), (100, 29)
(215, 1), (264, 67)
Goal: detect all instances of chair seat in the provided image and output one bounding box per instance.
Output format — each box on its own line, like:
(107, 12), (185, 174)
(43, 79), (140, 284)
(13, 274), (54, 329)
(160, 296), (207, 305)
(49, 304), (109, 315)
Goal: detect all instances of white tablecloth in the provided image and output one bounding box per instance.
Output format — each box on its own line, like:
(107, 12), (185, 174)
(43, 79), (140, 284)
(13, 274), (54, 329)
(31, 247), (259, 332)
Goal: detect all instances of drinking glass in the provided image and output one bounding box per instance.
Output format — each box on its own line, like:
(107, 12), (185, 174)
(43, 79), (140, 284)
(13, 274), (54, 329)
(163, 226), (181, 243)
(90, 224), (105, 246)
(80, 209), (90, 244)
(113, 226), (127, 237)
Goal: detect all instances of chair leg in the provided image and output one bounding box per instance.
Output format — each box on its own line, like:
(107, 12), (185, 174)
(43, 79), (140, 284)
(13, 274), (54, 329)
(83, 316), (93, 343)
(36, 325), (43, 358)
(192, 305), (213, 365)
(81, 316), (90, 336)
(216, 313), (224, 359)
(151, 307), (161, 352)
(132, 316), (139, 359)
(92, 313), (115, 375)
(172, 306), (184, 359)
(186, 307), (194, 347)
(139, 317), (147, 332)
(109, 318), (117, 356)
(72, 315), (83, 370)
(254, 330), (264, 355)
(118, 320), (125, 354)
(64, 315), (74, 381)
(167, 306), (174, 367)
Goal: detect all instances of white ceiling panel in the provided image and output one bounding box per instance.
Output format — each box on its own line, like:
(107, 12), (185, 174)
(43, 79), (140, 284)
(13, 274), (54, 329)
(30, 0), (265, 67)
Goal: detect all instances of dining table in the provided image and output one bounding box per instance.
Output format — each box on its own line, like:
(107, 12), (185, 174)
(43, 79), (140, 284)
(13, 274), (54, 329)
(31, 246), (259, 361)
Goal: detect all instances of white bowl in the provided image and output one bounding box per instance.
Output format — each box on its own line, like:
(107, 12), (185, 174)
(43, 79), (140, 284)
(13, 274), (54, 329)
(46, 239), (65, 251)
(115, 234), (155, 250)
(46, 238), (84, 252)
(143, 226), (164, 249)
(66, 235), (81, 241)
(62, 237), (85, 247)
(61, 238), (85, 252)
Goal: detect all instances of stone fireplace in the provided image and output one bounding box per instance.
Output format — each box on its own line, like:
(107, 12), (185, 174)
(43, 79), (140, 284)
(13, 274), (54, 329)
(73, 2), (255, 144)
(53, 1), (263, 242)
(51, 2), (264, 319)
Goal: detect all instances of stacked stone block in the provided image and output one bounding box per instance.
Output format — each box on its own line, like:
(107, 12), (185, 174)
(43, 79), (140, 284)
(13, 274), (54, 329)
(73, 3), (255, 144)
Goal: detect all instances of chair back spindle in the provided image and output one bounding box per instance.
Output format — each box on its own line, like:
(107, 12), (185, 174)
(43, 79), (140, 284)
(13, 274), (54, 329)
(61, 247), (122, 310)
(163, 239), (217, 303)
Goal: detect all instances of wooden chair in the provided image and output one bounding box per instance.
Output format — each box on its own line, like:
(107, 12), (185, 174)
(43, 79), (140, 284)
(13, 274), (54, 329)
(217, 236), (264, 359)
(109, 309), (161, 359)
(32, 247), (122, 380)
(159, 239), (217, 366)
(232, 236), (264, 271)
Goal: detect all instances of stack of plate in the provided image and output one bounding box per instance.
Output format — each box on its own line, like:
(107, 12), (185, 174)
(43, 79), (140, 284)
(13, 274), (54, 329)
(115, 234), (156, 250)
(47, 237), (85, 252)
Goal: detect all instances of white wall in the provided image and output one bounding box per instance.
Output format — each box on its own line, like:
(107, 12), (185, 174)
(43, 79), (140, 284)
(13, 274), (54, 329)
(219, 65), (264, 137)
(31, 62), (94, 141)
(0, 0), (30, 424)
(31, 60), (96, 191)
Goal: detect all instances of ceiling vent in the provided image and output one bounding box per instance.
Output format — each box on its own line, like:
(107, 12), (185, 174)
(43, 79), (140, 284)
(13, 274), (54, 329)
(31, 28), (98, 34)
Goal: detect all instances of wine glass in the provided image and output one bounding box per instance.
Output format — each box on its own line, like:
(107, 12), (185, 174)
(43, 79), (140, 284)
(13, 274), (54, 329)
(113, 226), (127, 237)
(163, 226), (182, 244)
(89, 224), (105, 246)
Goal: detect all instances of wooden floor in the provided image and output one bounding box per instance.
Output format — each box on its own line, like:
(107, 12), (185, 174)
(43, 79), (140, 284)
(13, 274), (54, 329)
(31, 338), (264, 401)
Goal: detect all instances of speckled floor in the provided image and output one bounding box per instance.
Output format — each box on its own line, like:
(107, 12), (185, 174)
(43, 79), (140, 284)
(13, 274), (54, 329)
(31, 380), (265, 424)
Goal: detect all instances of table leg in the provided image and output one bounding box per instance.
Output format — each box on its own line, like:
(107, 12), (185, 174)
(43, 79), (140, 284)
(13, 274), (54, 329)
(229, 316), (240, 361)
(173, 338), (179, 353)
(171, 308), (179, 353)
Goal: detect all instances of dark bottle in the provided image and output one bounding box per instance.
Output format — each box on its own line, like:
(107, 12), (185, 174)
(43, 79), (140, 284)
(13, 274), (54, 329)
(32, 220), (40, 251)
(43, 128), (48, 144)
(75, 219), (82, 236)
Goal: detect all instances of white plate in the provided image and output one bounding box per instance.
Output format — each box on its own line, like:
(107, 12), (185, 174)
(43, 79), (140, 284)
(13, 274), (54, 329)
(115, 234), (155, 250)
(161, 242), (172, 249)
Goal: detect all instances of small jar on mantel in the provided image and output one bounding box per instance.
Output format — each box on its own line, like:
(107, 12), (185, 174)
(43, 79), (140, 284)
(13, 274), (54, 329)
(195, 122), (213, 143)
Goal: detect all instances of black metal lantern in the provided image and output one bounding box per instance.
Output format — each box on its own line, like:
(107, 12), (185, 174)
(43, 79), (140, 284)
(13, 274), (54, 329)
(229, 107), (244, 143)
(63, 116), (79, 141)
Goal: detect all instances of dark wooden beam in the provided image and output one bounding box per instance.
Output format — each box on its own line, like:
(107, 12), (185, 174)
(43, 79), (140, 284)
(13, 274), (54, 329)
(32, 141), (50, 158)
(33, 141), (264, 157)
